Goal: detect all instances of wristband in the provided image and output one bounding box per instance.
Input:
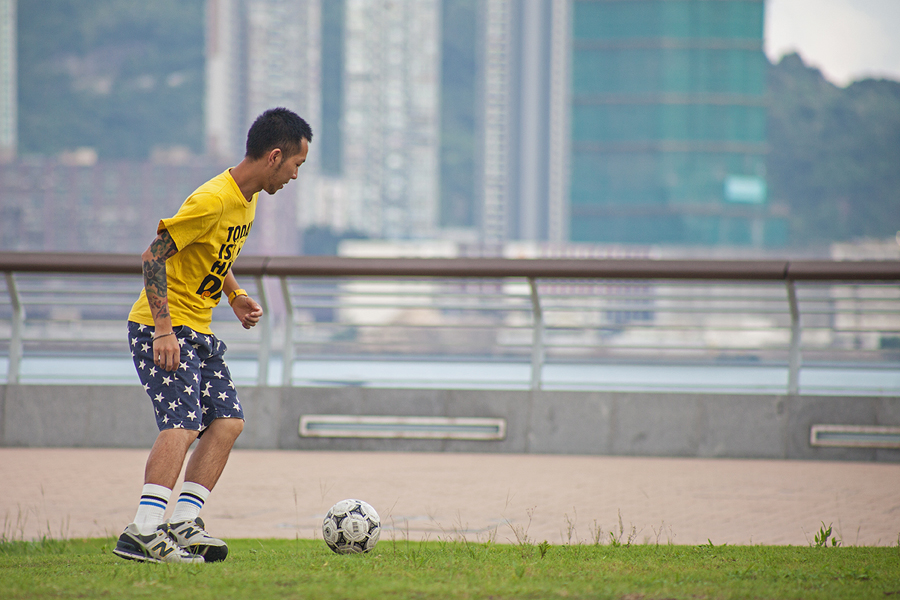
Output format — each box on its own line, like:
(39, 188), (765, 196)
(152, 331), (176, 342)
(228, 288), (248, 306)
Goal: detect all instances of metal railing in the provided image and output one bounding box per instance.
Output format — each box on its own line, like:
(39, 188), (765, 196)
(1, 252), (899, 393)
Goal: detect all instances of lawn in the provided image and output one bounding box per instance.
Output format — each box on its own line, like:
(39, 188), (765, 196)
(2, 536), (898, 599)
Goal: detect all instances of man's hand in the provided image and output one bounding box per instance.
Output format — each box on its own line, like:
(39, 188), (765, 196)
(153, 332), (181, 371)
(232, 294), (263, 329)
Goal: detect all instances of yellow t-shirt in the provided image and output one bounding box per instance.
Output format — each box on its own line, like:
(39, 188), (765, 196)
(128, 169), (257, 334)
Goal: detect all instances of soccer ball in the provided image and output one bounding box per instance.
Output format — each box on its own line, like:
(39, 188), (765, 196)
(322, 499), (381, 554)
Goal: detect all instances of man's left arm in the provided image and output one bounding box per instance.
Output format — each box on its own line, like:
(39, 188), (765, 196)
(224, 270), (263, 329)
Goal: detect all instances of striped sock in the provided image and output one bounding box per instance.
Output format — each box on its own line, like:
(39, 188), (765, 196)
(133, 484), (171, 535)
(169, 482), (210, 524)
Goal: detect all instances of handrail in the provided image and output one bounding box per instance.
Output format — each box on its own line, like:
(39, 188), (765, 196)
(2, 252), (900, 392)
(1, 252), (899, 281)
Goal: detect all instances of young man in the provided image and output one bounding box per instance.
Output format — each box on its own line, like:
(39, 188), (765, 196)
(113, 108), (312, 563)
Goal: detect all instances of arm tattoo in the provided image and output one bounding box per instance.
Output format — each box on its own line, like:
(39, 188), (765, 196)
(143, 230), (178, 321)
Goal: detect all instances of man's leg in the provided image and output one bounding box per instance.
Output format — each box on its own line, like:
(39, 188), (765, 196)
(113, 428), (203, 564)
(183, 417), (244, 490)
(145, 428), (201, 489)
(165, 418), (243, 562)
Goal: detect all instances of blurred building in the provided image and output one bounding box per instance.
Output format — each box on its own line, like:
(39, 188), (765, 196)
(479, 0), (570, 248)
(0, 0), (15, 163)
(0, 159), (226, 253)
(341, 0), (441, 240)
(569, 0), (784, 247)
(205, 0), (441, 247)
(205, 0), (322, 255)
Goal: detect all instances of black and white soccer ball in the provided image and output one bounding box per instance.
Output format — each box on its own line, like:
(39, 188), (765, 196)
(322, 499), (381, 554)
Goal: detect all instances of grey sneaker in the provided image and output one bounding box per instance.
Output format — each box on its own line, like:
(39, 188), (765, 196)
(166, 517), (228, 562)
(113, 523), (204, 564)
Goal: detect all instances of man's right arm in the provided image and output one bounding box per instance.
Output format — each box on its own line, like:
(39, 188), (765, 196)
(142, 230), (180, 370)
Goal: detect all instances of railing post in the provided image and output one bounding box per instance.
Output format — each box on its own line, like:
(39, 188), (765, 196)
(254, 275), (270, 387)
(786, 279), (801, 395)
(280, 276), (294, 387)
(5, 272), (23, 385)
(528, 277), (544, 391)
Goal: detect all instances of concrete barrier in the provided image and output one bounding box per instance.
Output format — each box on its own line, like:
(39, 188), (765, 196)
(1, 384), (899, 461)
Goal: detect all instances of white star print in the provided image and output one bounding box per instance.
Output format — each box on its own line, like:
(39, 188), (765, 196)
(202, 388), (211, 398)
(154, 393), (164, 403)
(193, 373), (199, 382)
(179, 362), (189, 371)
(168, 400), (179, 411)
(139, 360), (146, 370)
(138, 324), (147, 332)
(162, 414), (169, 424)
(233, 402), (241, 411)
(143, 383), (150, 392)
(184, 385), (194, 396)
(130, 337), (137, 346)
(141, 343), (150, 353)
(162, 376), (173, 386)
(200, 360), (206, 368)
(190, 330), (198, 339)
(214, 371), (224, 379)
(186, 349), (195, 360)
(186, 411), (197, 421)
(228, 380), (235, 390)
(173, 423), (184, 429)
(201, 405), (209, 414)
(218, 391), (228, 401)
(149, 366), (157, 377)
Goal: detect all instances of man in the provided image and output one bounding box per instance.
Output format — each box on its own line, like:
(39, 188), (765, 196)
(113, 108), (312, 563)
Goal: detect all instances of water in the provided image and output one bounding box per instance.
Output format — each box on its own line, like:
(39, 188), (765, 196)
(2, 355), (898, 396)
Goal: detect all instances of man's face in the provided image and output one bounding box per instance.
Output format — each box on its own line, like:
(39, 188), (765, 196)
(265, 138), (309, 195)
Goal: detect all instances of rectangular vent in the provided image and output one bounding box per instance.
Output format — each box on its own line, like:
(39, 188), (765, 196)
(810, 424), (900, 448)
(300, 415), (507, 440)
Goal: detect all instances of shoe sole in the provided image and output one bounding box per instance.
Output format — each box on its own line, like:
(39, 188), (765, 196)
(114, 539), (204, 564)
(190, 543), (228, 562)
(113, 546), (164, 563)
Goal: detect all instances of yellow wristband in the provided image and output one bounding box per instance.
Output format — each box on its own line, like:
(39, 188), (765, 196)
(228, 289), (248, 306)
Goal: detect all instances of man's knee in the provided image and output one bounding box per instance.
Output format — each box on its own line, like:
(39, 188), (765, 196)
(213, 417), (244, 441)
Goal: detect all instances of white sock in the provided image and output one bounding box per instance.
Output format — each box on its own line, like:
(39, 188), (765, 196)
(169, 481), (210, 524)
(133, 484), (171, 535)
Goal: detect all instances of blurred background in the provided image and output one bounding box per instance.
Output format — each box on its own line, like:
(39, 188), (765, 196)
(0, 0), (898, 260)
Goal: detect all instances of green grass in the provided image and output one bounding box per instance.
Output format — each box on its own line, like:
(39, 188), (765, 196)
(1, 536), (899, 600)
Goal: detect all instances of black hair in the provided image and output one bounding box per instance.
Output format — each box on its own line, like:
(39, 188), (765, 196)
(245, 107), (313, 160)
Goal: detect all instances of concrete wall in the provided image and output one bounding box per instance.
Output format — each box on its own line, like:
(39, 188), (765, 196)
(1, 384), (899, 461)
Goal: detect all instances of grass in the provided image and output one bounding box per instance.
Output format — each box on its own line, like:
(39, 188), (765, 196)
(1, 534), (899, 600)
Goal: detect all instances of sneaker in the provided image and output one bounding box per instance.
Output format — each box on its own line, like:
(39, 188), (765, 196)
(166, 517), (228, 562)
(113, 523), (204, 564)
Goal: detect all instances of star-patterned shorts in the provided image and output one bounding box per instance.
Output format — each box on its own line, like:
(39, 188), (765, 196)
(128, 321), (244, 433)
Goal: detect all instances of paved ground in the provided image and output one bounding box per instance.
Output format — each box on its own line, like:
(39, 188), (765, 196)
(2, 448), (899, 547)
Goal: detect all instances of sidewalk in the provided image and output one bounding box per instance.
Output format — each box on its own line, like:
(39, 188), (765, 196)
(2, 448), (899, 546)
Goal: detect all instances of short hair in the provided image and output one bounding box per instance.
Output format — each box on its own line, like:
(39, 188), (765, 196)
(245, 107), (313, 160)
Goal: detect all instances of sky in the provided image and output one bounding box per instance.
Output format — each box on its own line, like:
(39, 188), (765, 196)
(765, 0), (900, 86)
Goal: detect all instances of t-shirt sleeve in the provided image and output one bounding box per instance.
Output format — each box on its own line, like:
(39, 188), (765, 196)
(158, 192), (224, 251)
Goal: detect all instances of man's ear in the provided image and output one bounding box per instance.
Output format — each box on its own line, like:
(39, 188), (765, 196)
(267, 148), (282, 167)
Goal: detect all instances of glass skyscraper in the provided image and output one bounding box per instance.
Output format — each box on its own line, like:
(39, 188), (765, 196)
(569, 0), (784, 246)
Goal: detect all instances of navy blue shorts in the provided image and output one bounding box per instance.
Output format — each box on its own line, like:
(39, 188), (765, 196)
(128, 321), (245, 432)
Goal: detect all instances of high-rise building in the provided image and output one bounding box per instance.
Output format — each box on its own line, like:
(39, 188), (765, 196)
(0, 0), (15, 163)
(206, 0), (441, 245)
(477, 0), (569, 248)
(341, 0), (441, 240)
(205, 0), (322, 255)
(569, 0), (782, 247)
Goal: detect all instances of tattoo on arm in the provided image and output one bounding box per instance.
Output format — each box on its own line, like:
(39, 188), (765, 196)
(143, 230), (178, 321)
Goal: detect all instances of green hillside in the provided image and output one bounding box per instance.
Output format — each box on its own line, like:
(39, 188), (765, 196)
(767, 53), (900, 247)
(17, 0), (204, 159)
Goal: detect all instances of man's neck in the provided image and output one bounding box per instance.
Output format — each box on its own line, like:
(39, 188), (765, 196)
(229, 158), (264, 201)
